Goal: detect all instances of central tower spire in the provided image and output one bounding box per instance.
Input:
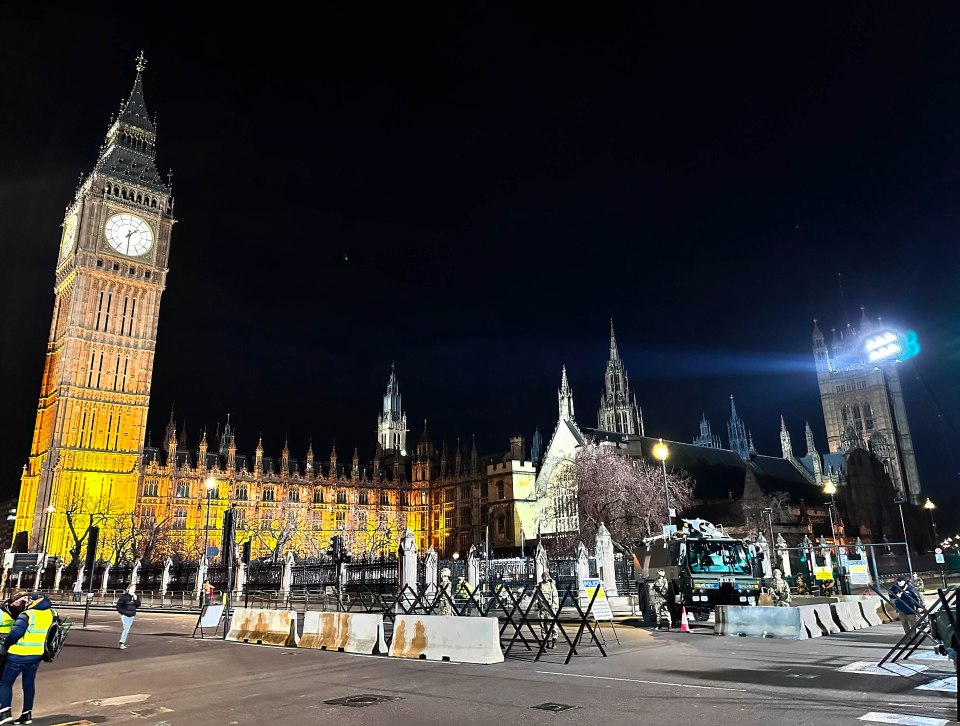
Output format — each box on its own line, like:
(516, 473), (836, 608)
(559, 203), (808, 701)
(377, 364), (408, 455)
(597, 319), (642, 434)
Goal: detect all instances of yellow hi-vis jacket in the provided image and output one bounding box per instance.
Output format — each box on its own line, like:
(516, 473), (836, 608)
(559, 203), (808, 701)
(8, 608), (53, 657)
(0, 609), (16, 637)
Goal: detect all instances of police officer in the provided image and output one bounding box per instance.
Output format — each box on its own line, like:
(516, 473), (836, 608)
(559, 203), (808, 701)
(768, 569), (791, 607)
(537, 571), (560, 649)
(0, 591), (56, 725)
(653, 570), (672, 629)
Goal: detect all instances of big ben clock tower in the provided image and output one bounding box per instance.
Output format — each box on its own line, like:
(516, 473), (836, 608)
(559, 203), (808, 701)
(16, 52), (175, 557)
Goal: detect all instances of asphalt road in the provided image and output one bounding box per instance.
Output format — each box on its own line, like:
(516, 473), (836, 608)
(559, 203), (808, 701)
(17, 607), (958, 726)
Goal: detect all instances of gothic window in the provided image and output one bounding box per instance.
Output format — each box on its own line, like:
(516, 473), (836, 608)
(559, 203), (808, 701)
(336, 490), (347, 504)
(313, 488), (324, 504)
(481, 481), (489, 498)
(460, 484), (471, 500)
(460, 533), (470, 551)
(445, 488), (454, 503)
(497, 481), (505, 500)
(262, 487), (275, 503)
(312, 515), (323, 531)
(864, 403), (874, 431)
(289, 488), (300, 503)
(380, 491), (389, 505)
(143, 481), (158, 497)
(400, 491), (410, 506)
(497, 515), (506, 535)
(335, 510), (345, 527)
(235, 485), (248, 501)
(175, 482), (190, 499)
(852, 404), (863, 432)
(234, 509), (245, 528)
(172, 508), (187, 530)
(841, 405), (849, 426)
(459, 506), (471, 527)
(359, 491), (369, 505)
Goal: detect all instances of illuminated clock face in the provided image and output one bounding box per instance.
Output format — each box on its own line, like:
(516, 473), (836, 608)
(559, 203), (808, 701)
(59, 212), (79, 260)
(104, 213), (154, 257)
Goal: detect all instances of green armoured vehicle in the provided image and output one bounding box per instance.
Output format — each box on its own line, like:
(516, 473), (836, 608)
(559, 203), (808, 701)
(635, 518), (762, 621)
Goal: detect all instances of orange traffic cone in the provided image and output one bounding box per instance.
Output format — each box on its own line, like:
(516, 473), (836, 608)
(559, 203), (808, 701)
(679, 607), (690, 632)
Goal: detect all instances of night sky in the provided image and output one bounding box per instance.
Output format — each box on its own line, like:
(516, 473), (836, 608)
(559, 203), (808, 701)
(2, 7), (959, 521)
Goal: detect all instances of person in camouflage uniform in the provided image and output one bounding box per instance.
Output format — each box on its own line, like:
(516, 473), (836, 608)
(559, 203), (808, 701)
(912, 573), (925, 595)
(768, 569), (791, 607)
(821, 577), (835, 597)
(537, 571), (560, 649)
(436, 568), (454, 616)
(653, 570), (672, 629)
(795, 572), (807, 595)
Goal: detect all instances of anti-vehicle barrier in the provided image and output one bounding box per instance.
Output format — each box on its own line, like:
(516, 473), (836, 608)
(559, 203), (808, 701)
(796, 605), (823, 638)
(714, 605), (807, 639)
(299, 611), (386, 655)
(225, 607), (298, 647)
(388, 614), (504, 664)
(857, 597), (883, 626)
(830, 601), (869, 631)
(811, 603), (842, 634)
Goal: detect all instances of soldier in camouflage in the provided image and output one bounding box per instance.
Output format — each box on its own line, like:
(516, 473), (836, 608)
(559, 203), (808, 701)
(537, 571), (560, 649)
(436, 568), (454, 616)
(795, 572), (807, 595)
(768, 569), (791, 607)
(653, 570), (672, 629)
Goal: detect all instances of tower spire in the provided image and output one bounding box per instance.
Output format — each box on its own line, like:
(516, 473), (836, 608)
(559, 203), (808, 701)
(609, 318), (619, 360)
(558, 365), (576, 422)
(597, 320), (642, 434)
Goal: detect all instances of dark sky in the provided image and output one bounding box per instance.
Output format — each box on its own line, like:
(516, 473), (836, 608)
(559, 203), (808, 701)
(2, 7), (959, 523)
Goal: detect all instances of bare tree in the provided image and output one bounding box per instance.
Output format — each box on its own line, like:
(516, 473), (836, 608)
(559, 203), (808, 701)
(251, 506), (300, 563)
(62, 492), (120, 566)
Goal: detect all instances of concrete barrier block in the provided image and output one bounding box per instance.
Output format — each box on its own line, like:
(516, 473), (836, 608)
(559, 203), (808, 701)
(715, 606), (806, 639)
(226, 607), (299, 647)
(858, 597), (883, 627)
(831, 601), (869, 631)
(300, 611), (386, 655)
(714, 605), (727, 636)
(812, 603), (842, 634)
(797, 605), (823, 638)
(389, 614), (503, 664)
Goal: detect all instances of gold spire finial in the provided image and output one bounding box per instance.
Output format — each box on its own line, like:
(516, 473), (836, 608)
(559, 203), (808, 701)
(135, 50), (147, 73)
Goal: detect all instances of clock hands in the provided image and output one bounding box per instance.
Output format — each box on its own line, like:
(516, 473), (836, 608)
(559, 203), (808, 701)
(124, 227), (137, 255)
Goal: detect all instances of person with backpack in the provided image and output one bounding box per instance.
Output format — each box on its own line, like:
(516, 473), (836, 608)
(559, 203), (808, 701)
(0, 591), (56, 725)
(116, 584), (140, 650)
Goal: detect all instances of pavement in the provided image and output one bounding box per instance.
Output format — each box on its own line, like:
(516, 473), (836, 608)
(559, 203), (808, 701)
(15, 607), (959, 725)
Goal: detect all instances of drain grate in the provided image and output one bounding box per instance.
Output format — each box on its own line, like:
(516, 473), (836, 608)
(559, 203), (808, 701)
(324, 694), (402, 708)
(531, 703), (578, 713)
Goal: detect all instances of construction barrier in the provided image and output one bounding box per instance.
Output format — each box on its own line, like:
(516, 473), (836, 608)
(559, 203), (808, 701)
(831, 601), (868, 631)
(714, 606), (807, 639)
(299, 611), (386, 655)
(810, 603), (842, 634)
(858, 597), (883, 627)
(389, 614), (504, 664)
(226, 607), (299, 647)
(796, 605), (823, 638)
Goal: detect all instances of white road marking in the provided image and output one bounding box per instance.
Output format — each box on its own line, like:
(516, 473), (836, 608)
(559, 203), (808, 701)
(840, 661), (928, 676)
(859, 711), (947, 726)
(535, 671), (747, 692)
(75, 693), (151, 706)
(914, 677), (956, 692)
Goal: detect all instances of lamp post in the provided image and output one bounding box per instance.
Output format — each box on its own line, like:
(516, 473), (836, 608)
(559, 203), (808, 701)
(893, 495), (914, 577)
(923, 498), (947, 588)
(822, 482), (848, 595)
(204, 476), (216, 563)
(652, 439), (671, 529)
(452, 551), (460, 585)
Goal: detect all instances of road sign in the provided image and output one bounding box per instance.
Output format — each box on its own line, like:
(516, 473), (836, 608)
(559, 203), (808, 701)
(935, 547), (943, 554)
(935, 553), (945, 564)
(663, 524), (677, 536)
(205, 546), (219, 558)
(580, 578), (613, 621)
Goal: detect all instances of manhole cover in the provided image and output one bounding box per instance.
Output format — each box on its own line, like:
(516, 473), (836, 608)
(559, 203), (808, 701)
(531, 703), (578, 712)
(324, 694), (401, 708)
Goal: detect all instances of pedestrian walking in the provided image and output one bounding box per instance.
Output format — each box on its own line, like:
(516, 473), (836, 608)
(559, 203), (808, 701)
(0, 591), (57, 725)
(889, 576), (923, 635)
(71, 580), (82, 603)
(116, 584), (140, 650)
(202, 580), (214, 606)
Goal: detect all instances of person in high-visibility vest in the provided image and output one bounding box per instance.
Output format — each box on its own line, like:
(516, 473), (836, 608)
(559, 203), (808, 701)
(0, 591), (56, 725)
(0, 595), (27, 675)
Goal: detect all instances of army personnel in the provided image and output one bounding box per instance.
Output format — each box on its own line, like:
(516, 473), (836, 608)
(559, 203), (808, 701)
(653, 569), (672, 630)
(912, 573), (925, 595)
(768, 569), (791, 607)
(436, 568), (454, 616)
(821, 577), (835, 597)
(537, 571), (560, 649)
(795, 572), (807, 595)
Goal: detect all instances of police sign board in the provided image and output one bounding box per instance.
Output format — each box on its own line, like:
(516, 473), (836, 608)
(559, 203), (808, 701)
(936, 553), (945, 564)
(580, 578), (614, 621)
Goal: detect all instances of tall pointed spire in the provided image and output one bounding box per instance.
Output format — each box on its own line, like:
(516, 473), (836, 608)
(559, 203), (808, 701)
(119, 51), (155, 133)
(727, 395), (750, 459)
(597, 320), (642, 434)
(558, 365), (576, 422)
(377, 364), (408, 455)
(780, 415), (793, 459)
(609, 318), (620, 361)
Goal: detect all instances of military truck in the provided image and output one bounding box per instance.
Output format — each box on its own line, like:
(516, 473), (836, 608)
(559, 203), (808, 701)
(635, 518), (762, 621)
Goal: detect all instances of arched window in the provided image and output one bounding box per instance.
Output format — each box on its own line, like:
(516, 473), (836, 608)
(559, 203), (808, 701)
(173, 508), (187, 530)
(852, 404), (862, 432)
(262, 487), (275, 503)
(863, 403), (874, 431)
(235, 485), (248, 501)
(313, 488), (324, 504)
(359, 491), (369, 505)
(497, 481), (505, 500)
(289, 488), (300, 503)
(380, 490), (389, 505)
(143, 481), (158, 497)
(336, 490), (347, 504)
(175, 482), (190, 499)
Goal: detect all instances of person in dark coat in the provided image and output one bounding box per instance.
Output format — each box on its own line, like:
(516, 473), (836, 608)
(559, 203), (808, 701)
(116, 584), (140, 650)
(889, 576), (923, 635)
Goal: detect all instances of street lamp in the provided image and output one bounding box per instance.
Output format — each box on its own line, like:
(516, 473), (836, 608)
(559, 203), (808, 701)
(822, 481), (848, 595)
(204, 476), (216, 563)
(893, 495), (914, 578)
(452, 551), (460, 586)
(652, 439), (671, 529)
(923, 498), (946, 588)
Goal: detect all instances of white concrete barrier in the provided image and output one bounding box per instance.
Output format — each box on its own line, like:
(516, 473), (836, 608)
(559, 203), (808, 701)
(831, 601), (869, 631)
(797, 605), (823, 638)
(226, 607), (299, 647)
(714, 605), (727, 636)
(858, 597), (883, 627)
(714, 606), (807, 639)
(300, 611), (386, 655)
(812, 603), (841, 634)
(389, 615), (503, 664)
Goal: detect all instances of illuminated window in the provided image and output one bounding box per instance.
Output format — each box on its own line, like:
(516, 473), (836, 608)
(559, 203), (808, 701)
(235, 485), (248, 501)
(234, 509), (245, 528)
(175, 482), (190, 499)
(335, 510), (345, 527)
(172, 508), (187, 530)
(336, 490), (347, 504)
(380, 490), (389, 505)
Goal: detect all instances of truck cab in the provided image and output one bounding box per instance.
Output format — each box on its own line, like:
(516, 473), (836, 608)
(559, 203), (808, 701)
(635, 519), (761, 619)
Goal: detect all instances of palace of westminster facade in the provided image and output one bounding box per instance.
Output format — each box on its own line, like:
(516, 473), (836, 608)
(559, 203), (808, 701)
(15, 56), (924, 564)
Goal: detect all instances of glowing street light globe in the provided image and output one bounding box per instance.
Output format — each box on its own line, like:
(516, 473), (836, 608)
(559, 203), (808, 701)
(205, 476), (217, 491)
(823, 481), (837, 496)
(652, 439), (669, 462)
(923, 498), (936, 511)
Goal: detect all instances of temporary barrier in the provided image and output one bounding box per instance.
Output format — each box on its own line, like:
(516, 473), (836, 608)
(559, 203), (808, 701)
(714, 606), (807, 639)
(713, 605), (727, 636)
(299, 611), (386, 655)
(811, 604), (842, 634)
(858, 597), (883, 627)
(226, 607), (299, 647)
(389, 614), (503, 664)
(796, 605), (823, 638)
(830, 601), (868, 631)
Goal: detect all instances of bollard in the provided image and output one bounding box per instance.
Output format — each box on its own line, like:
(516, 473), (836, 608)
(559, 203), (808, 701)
(82, 590), (94, 628)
